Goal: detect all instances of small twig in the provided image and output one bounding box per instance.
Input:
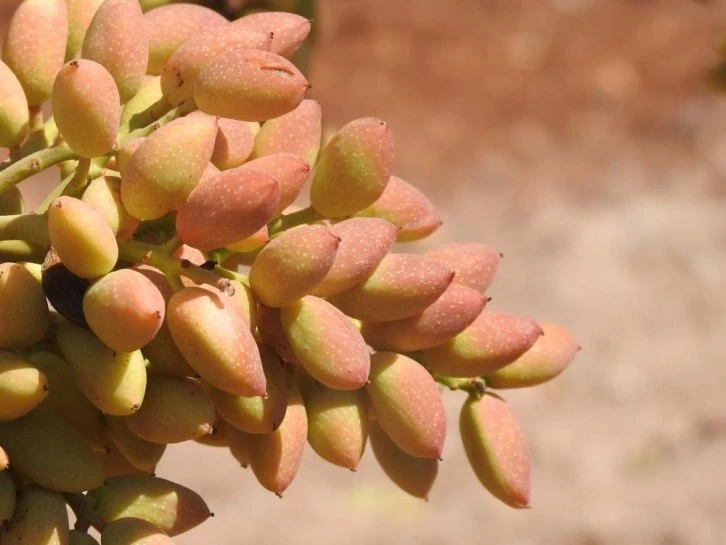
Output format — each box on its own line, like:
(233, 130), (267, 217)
(63, 492), (106, 532)
(0, 144), (77, 195)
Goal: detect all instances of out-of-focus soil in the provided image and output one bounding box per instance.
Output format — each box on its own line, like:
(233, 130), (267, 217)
(3, 1), (726, 544)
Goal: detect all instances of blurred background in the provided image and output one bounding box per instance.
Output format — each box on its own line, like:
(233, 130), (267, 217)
(4, 0), (726, 543)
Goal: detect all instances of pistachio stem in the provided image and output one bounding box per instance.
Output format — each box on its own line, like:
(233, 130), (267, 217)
(117, 239), (248, 290)
(0, 144), (77, 195)
(0, 240), (47, 263)
(118, 100), (197, 148)
(268, 205), (323, 236)
(434, 375), (486, 395)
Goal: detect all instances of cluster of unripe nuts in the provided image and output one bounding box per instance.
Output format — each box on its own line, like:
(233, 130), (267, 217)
(0, 0), (580, 542)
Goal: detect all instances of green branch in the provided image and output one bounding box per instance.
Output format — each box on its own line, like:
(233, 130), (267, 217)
(0, 144), (77, 195)
(63, 492), (106, 533)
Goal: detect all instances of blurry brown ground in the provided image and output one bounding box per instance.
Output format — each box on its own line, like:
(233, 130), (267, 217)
(4, 0), (726, 544)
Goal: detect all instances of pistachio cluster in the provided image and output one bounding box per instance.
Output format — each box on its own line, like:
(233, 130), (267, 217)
(0, 0), (579, 542)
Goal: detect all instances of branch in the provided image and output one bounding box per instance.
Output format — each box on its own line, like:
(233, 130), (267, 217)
(0, 144), (77, 195)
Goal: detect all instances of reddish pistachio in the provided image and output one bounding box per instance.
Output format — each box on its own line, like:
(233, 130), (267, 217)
(81, 176), (139, 240)
(257, 305), (300, 365)
(251, 98), (322, 167)
(361, 283), (488, 352)
(82, 0), (148, 102)
(161, 26), (272, 106)
(121, 113), (218, 220)
(166, 285), (265, 397)
(281, 296), (370, 390)
(232, 11), (311, 58)
(176, 166), (280, 251)
(243, 153), (311, 217)
(194, 48), (309, 122)
(144, 3), (228, 75)
(460, 392), (531, 508)
(355, 175), (441, 242)
(250, 224), (339, 308)
(48, 196), (118, 279)
(83, 268), (165, 353)
(310, 118), (395, 218)
(211, 119), (259, 170)
(303, 380), (369, 470)
(2, 0), (68, 106)
(425, 242), (502, 293)
(366, 352), (446, 459)
(311, 217), (399, 297)
(369, 419), (438, 500)
(0, 60), (29, 148)
(126, 374), (215, 444)
(417, 311), (543, 377)
(249, 386), (307, 495)
(213, 344), (289, 434)
(328, 253), (454, 322)
(485, 323), (580, 388)
(225, 225), (269, 253)
(66, 0), (104, 60)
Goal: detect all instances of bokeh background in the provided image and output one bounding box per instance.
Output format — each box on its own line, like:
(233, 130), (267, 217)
(4, 1), (726, 543)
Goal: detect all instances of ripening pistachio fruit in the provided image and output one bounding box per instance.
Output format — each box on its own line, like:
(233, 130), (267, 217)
(242, 153), (311, 217)
(0, 409), (104, 492)
(0, 262), (50, 349)
(311, 217), (399, 297)
(256, 305), (301, 364)
(83, 268), (165, 352)
(416, 311), (543, 377)
(127, 375), (215, 444)
(369, 419), (438, 500)
(310, 117), (395, 218)
(167, 285), (266, 397)
(250, 386), (308, 495)
(0, 186), (24, 215)
(1, 485), (69, 544)
(194, 48), (309, 122)
(29, 351), (105, 450)
(104, 415), (166, 473)
(361, 282), (488, 352)
(425, 242), (502, 293)
(81, 176), (140, 239)
(82, 0), (148, 102)
(328, 253), (454, 322)
(176, 165), (280, 250)
(227, 425), (253, 467)
(161, 25), (272, 106)
(281, 296), (370, 390)
(0, 354), (49, 421)
(355, 175), (442, 242)
(251, 98), (322, 167)
(0, 60), (29, 148)
(56, 320), (147, 415)
(232, 11), (311, 58)
(121, 113), (218, 220)
(2, 0), (68, 106)
(48, 196), (118, 279)
(65, 0), (103, 60)
(0, 446), (8, 470)
(102, 517), (175, 545)
(213, 345), (288, 434)
(144, 3), (227, 75)
(303, 381), (369, 470)
(366, 352), (446, 459)
(0, 470), (16, 526)
(53, 59), (120, 158)
(460, 392), (531, 508)
(89, 475), (212, 536)
(485, 322), (580, 388)
(96, 441), (151, 479)
(211, 119), (259, 170)
(250, 224), (339, 307)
